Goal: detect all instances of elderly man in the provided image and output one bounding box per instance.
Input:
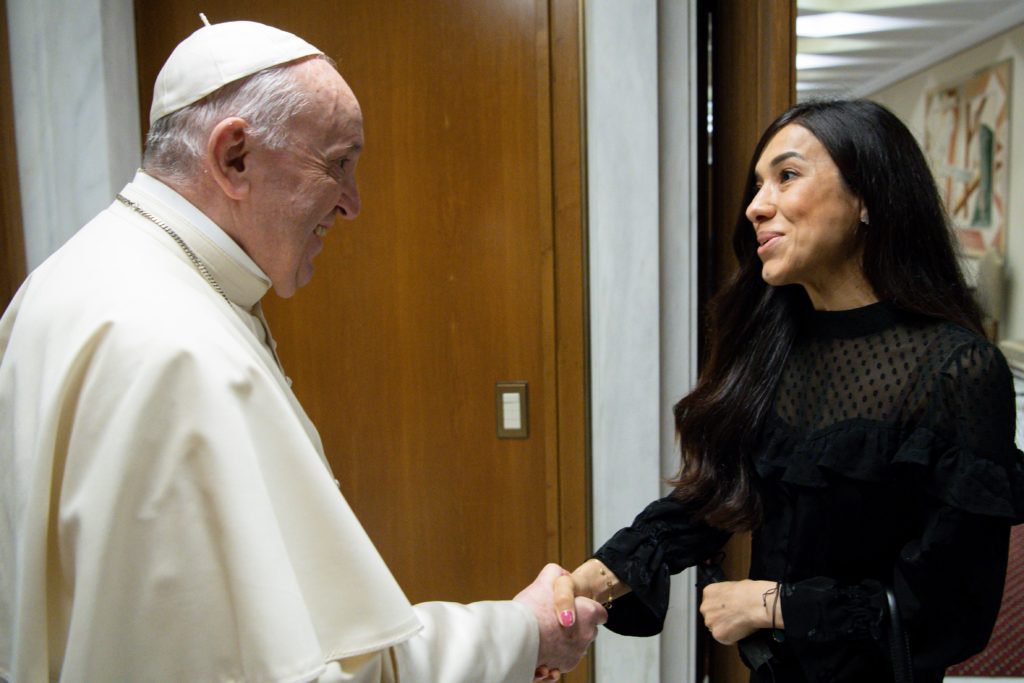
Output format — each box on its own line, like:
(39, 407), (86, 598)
(0, 19), (603, 682)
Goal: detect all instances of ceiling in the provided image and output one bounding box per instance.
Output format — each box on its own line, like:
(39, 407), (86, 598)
(796, 0), (1024, 101)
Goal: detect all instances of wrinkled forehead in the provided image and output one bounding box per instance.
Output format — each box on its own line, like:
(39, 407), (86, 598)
(302, 59), (353, 96)
(297, 60), (364, 142)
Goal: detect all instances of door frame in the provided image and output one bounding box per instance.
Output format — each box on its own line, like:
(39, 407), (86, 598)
(1, 0), (26, 312)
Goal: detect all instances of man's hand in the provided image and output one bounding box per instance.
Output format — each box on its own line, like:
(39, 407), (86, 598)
(514, 564), (607, 680)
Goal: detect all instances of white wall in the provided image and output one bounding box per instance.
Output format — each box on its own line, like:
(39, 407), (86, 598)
(587, 3), (661, 681)
(6, 0), (140, 271)
(870, 23), (1024, 341)
(586, 1), (700, 681)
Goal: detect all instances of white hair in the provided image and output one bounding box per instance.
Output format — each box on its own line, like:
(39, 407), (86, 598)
(142, 55), (334, 185)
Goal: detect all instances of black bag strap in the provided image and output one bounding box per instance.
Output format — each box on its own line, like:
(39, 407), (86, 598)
(886, 587), (914, 683)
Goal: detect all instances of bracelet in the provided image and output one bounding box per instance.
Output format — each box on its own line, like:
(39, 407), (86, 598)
(763, 581), (784, 642)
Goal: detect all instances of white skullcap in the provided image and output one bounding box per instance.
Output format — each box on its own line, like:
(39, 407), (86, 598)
(150, 20), (323, 125)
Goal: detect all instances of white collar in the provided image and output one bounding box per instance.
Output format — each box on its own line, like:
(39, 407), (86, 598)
(132, 170), (269, 281)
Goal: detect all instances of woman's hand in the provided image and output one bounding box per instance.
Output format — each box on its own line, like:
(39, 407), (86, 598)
(551, 559), (629, 628)
(699, 579), (782, 644)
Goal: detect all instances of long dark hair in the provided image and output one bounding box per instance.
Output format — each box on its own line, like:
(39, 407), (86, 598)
(672, 99), (983, 532)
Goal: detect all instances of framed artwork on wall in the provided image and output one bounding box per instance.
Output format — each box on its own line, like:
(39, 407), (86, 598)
(924, 59), (1012, 258)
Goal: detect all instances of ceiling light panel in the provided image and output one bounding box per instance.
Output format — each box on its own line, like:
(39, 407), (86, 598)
(796, 11), (948, 37)
(797, 36), (891, 53)
(799, 0), (962, 11)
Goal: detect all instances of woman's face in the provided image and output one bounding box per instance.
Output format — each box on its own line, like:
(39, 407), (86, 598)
(745, 124), (873, 310)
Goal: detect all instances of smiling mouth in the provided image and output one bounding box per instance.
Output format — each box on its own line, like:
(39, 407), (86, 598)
(757, 233), (782, 247)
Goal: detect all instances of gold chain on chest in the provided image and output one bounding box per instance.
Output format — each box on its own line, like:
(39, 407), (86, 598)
(115, 194), (231, 305)
(116, 193), (232, 303)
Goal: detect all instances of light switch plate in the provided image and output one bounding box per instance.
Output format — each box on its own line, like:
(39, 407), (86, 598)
(495, 381), (528, 439)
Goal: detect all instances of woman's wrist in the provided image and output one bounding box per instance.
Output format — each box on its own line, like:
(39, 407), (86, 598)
(575, 558), (624, 606)
(758, 581), (779, 629)
(753, 580), (785, 634)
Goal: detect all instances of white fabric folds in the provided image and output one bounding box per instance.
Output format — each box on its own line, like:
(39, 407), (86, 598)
(0, 175), (423, 681)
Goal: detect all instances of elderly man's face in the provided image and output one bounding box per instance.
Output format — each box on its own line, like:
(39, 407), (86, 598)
(247, 59), (363, 298)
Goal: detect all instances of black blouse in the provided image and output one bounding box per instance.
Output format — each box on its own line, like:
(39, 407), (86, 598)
(594, 302), (1024, 683)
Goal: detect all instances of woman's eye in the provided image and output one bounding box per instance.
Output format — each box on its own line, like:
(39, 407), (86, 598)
(779, 169), (797, 182)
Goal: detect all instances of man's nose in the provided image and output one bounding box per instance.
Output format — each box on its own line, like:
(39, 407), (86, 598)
(337, 181), (361, 220)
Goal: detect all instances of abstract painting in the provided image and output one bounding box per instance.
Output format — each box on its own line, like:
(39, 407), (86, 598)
(924, 59), (1011, 257)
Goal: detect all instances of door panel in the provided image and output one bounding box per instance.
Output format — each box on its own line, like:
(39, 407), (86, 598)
(134, 0), (586, 631)
(706, 2), (795, 682)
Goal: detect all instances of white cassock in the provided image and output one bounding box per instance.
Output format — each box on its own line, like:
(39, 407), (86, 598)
(0, 172), (538, 683)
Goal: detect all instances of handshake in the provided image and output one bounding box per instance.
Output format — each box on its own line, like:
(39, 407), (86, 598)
(512, 560), (626, 681)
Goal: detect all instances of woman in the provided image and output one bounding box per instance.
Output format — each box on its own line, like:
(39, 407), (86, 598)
(553, 100), (1024, 682)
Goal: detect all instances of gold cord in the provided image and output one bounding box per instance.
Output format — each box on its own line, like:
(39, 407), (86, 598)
(115, 194), (231, 305)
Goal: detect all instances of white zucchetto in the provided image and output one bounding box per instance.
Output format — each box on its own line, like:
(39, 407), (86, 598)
(149, 20), (323, 125)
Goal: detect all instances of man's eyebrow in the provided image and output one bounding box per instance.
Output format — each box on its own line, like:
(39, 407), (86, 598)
(329, 142), (362, 157)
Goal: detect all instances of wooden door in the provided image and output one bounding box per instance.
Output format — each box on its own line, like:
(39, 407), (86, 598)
(134, 0), (591, 677)
(705, 2), (795, 682)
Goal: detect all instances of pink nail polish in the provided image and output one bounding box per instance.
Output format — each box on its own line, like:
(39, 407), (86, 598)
(559, 610), (575, 627)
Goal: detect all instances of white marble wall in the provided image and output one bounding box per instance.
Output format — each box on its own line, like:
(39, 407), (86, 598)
(657, 2), (702, 679)
(6, 0), (140, 271)
(587, 1), (700, 681)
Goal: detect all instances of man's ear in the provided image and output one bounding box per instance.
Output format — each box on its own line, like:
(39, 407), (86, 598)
(206, 117), (251, 200)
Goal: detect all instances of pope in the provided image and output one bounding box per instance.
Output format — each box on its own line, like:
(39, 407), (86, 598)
(0, 18), (604, 683)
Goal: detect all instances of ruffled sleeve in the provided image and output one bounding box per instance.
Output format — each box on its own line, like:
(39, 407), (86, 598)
(909, 339), (1024, 520)
(776, 339), (1023, 678)
(593, 496), (730, 636)
(780, 502), (1010, 679)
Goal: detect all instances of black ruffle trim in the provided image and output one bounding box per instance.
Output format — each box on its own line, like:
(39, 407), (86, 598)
(755, 417), (1024, 521)
(593, 527), (671, 636)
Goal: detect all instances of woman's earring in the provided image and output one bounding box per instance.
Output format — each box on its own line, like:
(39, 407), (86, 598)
(860, 213), (870, 228)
